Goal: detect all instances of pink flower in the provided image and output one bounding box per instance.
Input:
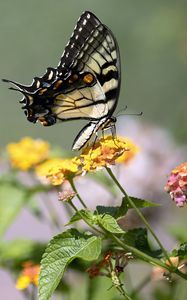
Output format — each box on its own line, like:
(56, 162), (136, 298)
(165, 162), (187, 207)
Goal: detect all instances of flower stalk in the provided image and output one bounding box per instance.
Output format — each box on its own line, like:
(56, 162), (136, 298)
(105, 167), (172, 264)
(69, 178), (87, 209)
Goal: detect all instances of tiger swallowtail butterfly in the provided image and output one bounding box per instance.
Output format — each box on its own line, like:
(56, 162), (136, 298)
(3, 11), (121, 150)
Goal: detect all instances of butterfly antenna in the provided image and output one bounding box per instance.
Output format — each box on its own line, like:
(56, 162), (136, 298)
(118, 111), (143, 117)
(116, 105), (143, 117)
(116, 105), (128, 116)
(125, 111), (143, 116)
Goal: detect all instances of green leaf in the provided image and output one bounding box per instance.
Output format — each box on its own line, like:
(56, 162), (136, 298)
(123, 196), (159, 212)
(97, 214), (124, 234)
(96, 197), (158, 222)
(172, 242), (187, 259)
(0, 183), (26, 236)
(68, 209), (95, 225)
(96, 205), (119, 217)
(96, 198), (128, 219)
(122, 228), (151, 251)
(39, 229), (101, 300)
(122, 228), (161, 258)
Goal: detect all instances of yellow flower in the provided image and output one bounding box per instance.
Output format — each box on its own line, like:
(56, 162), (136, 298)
(16, 262), (40, 290)
(115, 137), (139, 163)
(35, 157), (80, 185)
(16, 275), (31, 290)
(7, 137), (50, 171)
(80, 136), (138, 173)
(34, 136), (138, 184)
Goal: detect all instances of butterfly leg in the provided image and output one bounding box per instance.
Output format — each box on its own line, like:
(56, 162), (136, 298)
(111, 124), (120, 148)
(101, 122), (117, 143)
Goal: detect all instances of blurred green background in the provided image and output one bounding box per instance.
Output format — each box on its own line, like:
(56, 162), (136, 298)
(1, 0), (187, 149)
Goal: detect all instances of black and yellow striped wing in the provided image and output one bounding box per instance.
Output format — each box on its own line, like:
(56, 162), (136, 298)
(3, 11), (121, 150)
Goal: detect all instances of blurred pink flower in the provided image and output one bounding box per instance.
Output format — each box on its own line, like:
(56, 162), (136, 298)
(165, 162), (187, 207)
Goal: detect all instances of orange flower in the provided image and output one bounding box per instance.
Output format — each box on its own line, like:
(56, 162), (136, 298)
(87, 250), (131, 279)
(87, 251), (113, 278)
(80, 136), (138, 173)
(16, 262), (40, 290)
(7, 137), (49, 171)
(165, 162), (187, 207)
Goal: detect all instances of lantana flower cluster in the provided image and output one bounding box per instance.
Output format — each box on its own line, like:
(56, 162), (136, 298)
(80, 136), (138, 173)
(6, 136), (139, 186)
(35, 157), (81, 185)
(165, 162), (187, 207)
(7, 137), (49, 170)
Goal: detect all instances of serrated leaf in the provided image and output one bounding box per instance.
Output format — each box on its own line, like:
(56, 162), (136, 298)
(0, 183), (26, 236)
(96, 197), (158, 221)
(96, 205), (119, 217)
(68, 209), (95, 225)
(123, 196), (159, 211)
(39, 229), (101, 300)
(96, 198), (127, 220)
(97, 214), (124, 234)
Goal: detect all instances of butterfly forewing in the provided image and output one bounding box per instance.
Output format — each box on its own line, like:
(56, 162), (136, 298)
(52, 12), (120, 122)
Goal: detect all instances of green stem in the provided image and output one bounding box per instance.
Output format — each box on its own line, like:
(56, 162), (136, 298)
(110, 233), (187, 280)
(68, 200), (104, 235)
(111, 233), (168, 269)
(69, 178), (87, 209)
(106, 167), (171, 264)
(117, 285), (133, 300)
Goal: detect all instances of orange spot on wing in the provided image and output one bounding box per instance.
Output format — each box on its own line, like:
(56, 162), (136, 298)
(83, 73), (94, 84)
(53, 80), (63, 90)
(39, 88), (47, 95)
